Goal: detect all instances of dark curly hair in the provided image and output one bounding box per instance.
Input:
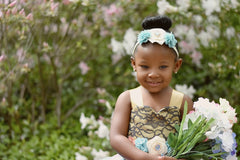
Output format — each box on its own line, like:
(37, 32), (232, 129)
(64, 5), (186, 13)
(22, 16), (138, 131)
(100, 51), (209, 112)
(141, 15), (172, 32)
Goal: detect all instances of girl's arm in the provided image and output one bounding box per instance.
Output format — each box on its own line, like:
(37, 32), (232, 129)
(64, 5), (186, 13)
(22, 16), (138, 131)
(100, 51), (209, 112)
(110, 91), (161, 160)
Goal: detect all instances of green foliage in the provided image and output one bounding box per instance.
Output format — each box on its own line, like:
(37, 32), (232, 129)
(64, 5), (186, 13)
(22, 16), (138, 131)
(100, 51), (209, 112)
(0, 116), (82, 160)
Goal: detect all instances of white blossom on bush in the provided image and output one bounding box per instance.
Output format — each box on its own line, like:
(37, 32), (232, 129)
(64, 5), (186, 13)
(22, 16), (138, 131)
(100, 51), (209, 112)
(227, 0), (240, 8)
(122, 28), (137, 55)
(95, 120), (109, 139)
(157, 0), (178, 15)
(192, 15), (203, 25)
(191, 51), (202, 66)
(80, 113), (98, 130)
(198, 30), (213, 47)
(202, 0), (221, 16)
(111, 38), (124, 54)
(175, 84), (196, 99)
(176, 0), (190, 11)
(225, 27), (235, 40)
(111, 28), (137, 63)
(91, 148), (110, 160)
(75, 152), (88, 160)
(178, 41), (195, 54)
(206, 25), (220, 39)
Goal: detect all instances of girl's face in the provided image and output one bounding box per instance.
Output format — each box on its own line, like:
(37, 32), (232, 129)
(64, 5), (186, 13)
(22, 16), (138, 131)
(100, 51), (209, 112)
(131, 43), (182, 94)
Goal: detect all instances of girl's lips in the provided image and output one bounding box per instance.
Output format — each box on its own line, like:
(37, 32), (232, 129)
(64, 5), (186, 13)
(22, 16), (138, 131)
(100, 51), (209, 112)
(146, 81), (161, 87)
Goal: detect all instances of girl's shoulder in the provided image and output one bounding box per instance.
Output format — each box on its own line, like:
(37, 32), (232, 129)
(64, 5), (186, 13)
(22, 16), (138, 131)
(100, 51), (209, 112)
(116, 89), (131, 105)
(116, 87), (141, 106)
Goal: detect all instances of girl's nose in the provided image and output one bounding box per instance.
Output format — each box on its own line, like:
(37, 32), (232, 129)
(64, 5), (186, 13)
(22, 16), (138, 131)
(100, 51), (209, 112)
(148, 71), (160, 78)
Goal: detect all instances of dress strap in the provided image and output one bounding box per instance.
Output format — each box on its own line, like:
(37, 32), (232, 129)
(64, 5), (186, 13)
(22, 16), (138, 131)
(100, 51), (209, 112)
(130, 86), (143, 107)
(169, 89), (184, 108)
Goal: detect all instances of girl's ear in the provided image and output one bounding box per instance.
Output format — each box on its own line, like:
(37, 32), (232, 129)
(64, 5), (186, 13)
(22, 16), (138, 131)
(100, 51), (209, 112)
(174, 58), (182, 73)
(131, 56), (136, 71)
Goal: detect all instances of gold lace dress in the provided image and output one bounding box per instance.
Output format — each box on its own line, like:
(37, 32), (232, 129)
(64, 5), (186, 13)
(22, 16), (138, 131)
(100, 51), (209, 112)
(128, 86), (184, 140)
(103, 87), (184, 160)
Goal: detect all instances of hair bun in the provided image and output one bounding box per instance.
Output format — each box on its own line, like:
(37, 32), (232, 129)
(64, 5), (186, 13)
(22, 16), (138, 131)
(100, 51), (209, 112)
(141, 15), (172, 31)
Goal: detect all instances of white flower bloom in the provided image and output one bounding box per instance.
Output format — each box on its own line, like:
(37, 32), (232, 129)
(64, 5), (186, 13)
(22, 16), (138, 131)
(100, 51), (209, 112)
(111, 28), (137, 63)
(147, 136), (168, 155)
(175, 84), (196, 99)
(173, 24), (189, 39)
(178, 41), (195, 54)
(207, 15), (220, 24)
(230, 0), (240, 8)
(110, 38), (124, 55)
(226, 154), (238, 160)
(206, 25), (220, 39)
(80, 113), (88, 129)
(225, 27), (235, 40)
(193, 98), (235, 140)
(176, 0), (190, 11)
(222, 0), (240, 9)
(205, 126), (220, 139)
(105, 101), (113, 113)
(88, 115), (98, 130)
(157, 0), (178, 15)
(122, 28), (137, 55)
(198, 30), (212, 47)
(111, 54), (122, 65)
(174, 25), (199, 50)
(219, 98), (231, 111)
(95, 120), (109, 139)
(185, 27), (199, 48)
(80, 113), (98, 130)
(91, 148), (110, 160)
(75, 152), (88, 160)
(193, 15), (203, 25)
(202, 0), (221, 15)
(219, 131), (234, 152)
(81, 0), (89, 6)
(219, 98), (237, 124)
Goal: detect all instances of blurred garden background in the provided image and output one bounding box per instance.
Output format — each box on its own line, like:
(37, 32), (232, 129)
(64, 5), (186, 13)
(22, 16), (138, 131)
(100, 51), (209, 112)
(0, 0), (239, 159)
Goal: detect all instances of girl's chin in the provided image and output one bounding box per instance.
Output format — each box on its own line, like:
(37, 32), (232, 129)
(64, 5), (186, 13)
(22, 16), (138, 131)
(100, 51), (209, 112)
(144, 87), (163, 93)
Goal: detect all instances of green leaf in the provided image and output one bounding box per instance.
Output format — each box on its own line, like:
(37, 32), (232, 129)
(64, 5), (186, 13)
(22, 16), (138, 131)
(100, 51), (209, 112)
(187, 119), (193, 128)
(174, 124), (180, 132)
(167, 132), (178, 148)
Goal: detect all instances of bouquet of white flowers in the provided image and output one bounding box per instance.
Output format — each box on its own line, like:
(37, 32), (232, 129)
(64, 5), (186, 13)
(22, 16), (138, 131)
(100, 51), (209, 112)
(130, 98), (238, 160)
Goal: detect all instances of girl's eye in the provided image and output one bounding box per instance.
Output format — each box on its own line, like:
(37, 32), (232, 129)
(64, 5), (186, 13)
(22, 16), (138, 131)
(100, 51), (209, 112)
(140, 65), (148, 69)
(160, 65), (168, 69)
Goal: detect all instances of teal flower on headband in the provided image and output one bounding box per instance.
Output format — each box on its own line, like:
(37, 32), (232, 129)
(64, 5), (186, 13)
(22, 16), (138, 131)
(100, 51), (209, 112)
(164, 33), (177, 48)
(138, 30), (151, 44)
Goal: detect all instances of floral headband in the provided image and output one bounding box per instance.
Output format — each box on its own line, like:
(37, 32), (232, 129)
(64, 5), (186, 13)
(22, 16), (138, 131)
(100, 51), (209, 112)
(132, 28), (179, 58)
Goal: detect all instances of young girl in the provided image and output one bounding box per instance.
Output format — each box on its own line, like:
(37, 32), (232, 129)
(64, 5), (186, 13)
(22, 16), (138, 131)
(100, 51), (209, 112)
(109, 16), (193, 160)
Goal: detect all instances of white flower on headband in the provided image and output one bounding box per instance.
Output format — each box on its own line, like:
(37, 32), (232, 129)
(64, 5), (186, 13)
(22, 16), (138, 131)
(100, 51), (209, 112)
(137, 28), (177, 49)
